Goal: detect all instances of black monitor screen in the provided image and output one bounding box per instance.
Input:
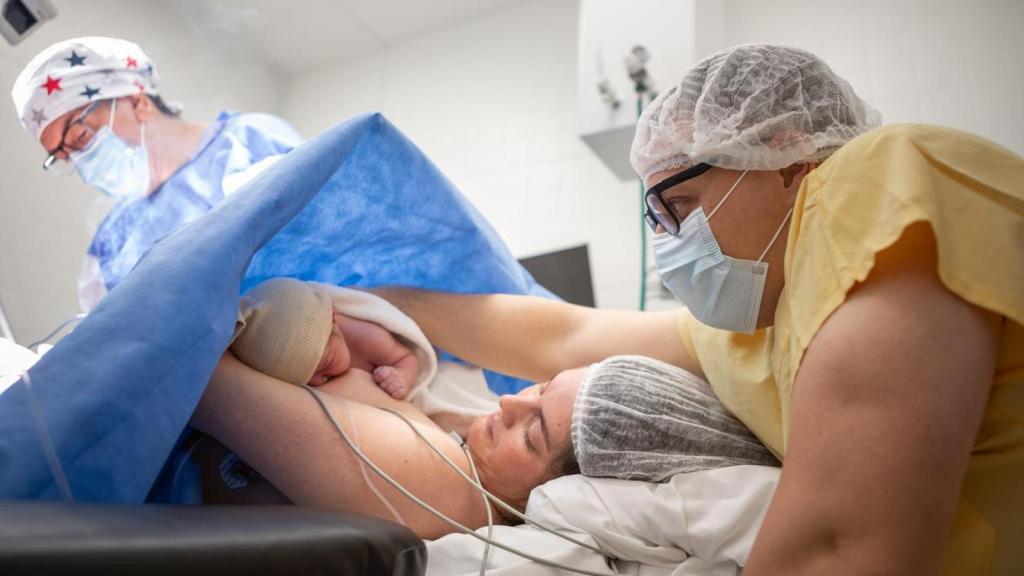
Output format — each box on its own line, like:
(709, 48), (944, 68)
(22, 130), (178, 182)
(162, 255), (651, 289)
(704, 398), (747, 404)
(3, 1), (38, 35)
(518, 244), (595, 307)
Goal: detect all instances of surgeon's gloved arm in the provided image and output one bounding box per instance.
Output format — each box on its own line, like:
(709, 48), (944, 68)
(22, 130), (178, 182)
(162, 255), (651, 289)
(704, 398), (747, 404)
(370, 287), (702, 382)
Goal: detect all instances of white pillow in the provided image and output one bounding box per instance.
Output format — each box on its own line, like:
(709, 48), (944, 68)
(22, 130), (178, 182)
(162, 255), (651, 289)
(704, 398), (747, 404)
(425, 465), (780, 576)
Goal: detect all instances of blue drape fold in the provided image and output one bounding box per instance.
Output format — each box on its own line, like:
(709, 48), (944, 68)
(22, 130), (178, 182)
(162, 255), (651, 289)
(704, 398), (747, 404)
(0, 113), (551, 502)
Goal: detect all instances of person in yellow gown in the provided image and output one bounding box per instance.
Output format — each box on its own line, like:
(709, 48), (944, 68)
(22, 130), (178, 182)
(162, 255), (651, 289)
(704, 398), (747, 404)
(375, 44), (1023, 575)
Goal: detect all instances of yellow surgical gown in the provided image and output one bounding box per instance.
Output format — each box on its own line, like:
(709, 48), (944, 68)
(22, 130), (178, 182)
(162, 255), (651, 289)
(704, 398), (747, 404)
(677, 124), (1024, 575)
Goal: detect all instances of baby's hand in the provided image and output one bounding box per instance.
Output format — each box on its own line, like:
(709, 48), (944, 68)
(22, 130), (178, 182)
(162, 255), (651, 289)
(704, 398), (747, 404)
(372, 366), (409, 399)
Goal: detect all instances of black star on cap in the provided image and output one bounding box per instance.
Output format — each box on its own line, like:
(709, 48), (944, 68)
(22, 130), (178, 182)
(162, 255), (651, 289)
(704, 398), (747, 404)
(66, 50), (87, 67)
(80, 85), (101, 99)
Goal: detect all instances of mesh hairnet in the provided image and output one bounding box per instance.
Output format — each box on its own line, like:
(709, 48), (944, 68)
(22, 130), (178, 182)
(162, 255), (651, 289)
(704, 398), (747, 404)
(571, 355), (778, 482)
(630, 44), (881, 178)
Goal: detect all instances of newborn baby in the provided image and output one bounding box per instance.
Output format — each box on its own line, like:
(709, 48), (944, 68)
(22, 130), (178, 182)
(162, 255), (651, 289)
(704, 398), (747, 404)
(231, 278), (419, 398)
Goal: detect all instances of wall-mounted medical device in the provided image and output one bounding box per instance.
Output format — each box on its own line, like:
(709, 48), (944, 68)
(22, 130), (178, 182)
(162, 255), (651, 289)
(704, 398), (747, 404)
(624, 44), (655, 97)
(577, 1), (692, 182)
(1, 0), (57, 46)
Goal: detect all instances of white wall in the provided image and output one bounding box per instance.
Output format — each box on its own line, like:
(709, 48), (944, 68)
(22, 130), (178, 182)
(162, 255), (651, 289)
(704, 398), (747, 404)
(284, 0), (646, 310)
(575, 0), (702, 310)
(699, 0), (1024, 155)
(0, 0), (285, 344)
(5, 0), (1020, 343)
(577, 0), (696, 135)
(576, 0), (696, 181)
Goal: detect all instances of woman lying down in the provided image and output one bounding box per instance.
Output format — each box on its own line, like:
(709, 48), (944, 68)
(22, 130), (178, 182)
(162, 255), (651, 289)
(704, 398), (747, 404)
(188, 279), (779, 565)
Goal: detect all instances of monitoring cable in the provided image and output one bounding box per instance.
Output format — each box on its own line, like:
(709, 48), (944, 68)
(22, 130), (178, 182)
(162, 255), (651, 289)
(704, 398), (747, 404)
(301, 385), (622, 576)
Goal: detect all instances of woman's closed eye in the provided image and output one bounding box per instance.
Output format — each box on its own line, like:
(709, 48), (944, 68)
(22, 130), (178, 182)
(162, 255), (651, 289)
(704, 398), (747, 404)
(524, 417), (545, 455)
(524, 427), (537, 455)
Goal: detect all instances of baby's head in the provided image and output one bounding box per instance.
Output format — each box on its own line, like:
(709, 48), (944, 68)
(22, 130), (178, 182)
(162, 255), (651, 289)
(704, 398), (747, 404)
(231, 278), (350, 386)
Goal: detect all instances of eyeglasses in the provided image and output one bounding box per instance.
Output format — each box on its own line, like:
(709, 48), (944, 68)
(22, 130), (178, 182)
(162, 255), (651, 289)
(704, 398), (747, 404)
(643, 163), (713, 236)
(42, 100), (107, 176)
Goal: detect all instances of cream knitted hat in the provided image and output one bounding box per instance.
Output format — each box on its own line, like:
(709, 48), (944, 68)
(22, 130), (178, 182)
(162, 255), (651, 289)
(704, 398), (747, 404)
(231, 278), (333, 386)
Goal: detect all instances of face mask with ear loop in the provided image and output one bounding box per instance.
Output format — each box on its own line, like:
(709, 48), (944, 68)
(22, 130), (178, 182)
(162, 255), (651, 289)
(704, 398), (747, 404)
(70, 98), (151, 200)
(300, 385), (624, 576)
(652, 170), (793, 334)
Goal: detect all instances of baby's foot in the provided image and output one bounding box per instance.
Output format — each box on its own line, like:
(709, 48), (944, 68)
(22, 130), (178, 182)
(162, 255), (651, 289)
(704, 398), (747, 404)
(373, 366), (409, 399)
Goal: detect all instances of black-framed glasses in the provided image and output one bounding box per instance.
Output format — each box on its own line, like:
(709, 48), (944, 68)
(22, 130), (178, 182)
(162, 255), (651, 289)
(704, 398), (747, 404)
(42, 99), (106, 174)
(643, 162), (713, 236)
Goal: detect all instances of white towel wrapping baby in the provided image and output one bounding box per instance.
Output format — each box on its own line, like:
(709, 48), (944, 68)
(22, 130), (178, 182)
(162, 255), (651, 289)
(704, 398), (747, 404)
(309, 283), (499, 416)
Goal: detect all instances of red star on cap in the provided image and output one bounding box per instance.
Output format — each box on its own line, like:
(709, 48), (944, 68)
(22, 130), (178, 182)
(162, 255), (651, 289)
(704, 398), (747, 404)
(41, 75), (62, 95)
(126, 56), (138, 68)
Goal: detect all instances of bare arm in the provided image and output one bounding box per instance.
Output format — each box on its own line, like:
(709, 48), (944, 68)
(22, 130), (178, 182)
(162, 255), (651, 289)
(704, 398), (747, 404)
(191, 353), (489, 538)
(744, 224), (1000, 575)
(372, 288), (701, 381)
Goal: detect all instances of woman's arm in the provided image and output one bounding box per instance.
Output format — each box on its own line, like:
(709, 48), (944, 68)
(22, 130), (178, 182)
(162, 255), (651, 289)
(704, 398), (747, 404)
(372, 289), (702, 381)
(191, 353), (490, 539)
(743, 224), (1000, 575)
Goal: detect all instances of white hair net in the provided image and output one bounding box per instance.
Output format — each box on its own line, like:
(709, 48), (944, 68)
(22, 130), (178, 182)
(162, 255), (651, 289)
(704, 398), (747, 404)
(571, 355), (778, 482)
(630, 44), (881, 179)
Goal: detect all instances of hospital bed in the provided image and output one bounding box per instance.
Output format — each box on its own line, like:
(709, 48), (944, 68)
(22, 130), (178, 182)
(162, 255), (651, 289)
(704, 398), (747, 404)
(1, 336), (426, 575)
(0, 502), (424, 575)
(0, 113), (778, 574)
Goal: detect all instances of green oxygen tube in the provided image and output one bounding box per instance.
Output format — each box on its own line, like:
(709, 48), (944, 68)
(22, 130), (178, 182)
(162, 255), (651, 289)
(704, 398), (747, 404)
(638, 94), (647, 311)
(627, 44), (654, 311)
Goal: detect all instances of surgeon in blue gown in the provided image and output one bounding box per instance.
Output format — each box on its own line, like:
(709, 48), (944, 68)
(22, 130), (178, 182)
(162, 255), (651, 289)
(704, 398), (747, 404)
(11, 36), (303, 310)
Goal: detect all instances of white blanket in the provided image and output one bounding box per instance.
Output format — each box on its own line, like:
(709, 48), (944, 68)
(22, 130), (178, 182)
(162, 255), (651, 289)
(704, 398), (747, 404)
(309, 283), (439, 400)
(311, 283), (503, 417)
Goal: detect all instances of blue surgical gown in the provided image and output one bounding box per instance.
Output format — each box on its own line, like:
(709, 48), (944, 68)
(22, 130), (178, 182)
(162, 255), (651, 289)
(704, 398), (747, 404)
(80, 111), (304, 308)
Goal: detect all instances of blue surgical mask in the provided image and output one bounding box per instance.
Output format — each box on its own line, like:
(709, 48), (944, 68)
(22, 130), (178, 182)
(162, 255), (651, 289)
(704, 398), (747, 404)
(652, 171), (792, 333)
(71, 99), (150, 199)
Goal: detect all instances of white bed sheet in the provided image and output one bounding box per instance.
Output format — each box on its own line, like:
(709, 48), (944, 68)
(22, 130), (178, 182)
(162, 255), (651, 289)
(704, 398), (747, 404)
(426, 464), (780, 575)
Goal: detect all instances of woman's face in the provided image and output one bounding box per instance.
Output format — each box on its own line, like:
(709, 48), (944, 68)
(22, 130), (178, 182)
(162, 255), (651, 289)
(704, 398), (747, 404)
(467, 367), (586, 510)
